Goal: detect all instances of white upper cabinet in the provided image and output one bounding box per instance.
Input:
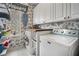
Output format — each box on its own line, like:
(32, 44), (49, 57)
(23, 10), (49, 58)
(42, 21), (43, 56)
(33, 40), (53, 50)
(33, 3), (67, 25)
(33, 3), (79, 25)
(54, 3), (67, 21)
(67, 3), (79, 19)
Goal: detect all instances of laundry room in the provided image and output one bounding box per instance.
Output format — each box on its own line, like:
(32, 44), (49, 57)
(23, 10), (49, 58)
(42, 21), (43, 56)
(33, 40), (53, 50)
(0, 3), (79, 56)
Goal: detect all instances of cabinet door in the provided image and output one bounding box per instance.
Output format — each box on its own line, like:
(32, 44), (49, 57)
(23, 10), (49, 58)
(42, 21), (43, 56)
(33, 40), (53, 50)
(39, 3), (51, 23)
(54, 3), (66, 21)
(33, 4), (40, 24)
(66, 3), (71, 18)
(50, 3), (55, 22)
(33, 3), (51, 24)
(69, 3), (79, 19)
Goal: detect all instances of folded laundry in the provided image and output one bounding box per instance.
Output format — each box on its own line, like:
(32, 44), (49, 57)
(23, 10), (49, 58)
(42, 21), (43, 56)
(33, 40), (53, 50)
(0, 36), (6, 40)
(0, 36), (7, 44)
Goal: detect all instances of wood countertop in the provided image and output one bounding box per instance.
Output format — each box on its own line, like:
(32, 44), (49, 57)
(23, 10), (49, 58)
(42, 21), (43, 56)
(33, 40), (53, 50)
(30, 29), (53, 32)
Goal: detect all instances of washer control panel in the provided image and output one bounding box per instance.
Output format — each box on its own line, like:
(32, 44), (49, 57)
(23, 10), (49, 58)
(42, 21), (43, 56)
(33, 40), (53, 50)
(52, 29), (79, 37)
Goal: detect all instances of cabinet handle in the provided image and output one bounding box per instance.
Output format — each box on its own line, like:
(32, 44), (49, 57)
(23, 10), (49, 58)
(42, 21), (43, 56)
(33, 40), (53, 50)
(64, 17), (66, 19)
(68, 16), (70, 19)
(47, 41), (51, 44)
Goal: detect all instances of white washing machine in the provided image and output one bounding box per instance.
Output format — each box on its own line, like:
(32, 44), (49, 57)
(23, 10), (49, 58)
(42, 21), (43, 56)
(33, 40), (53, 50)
(39, 29), (79, 56)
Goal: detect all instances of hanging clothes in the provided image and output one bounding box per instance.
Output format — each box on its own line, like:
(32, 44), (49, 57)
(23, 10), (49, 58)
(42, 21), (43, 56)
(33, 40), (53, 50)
(22, 13), (28, 27)
(0, 19), (4, 29)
